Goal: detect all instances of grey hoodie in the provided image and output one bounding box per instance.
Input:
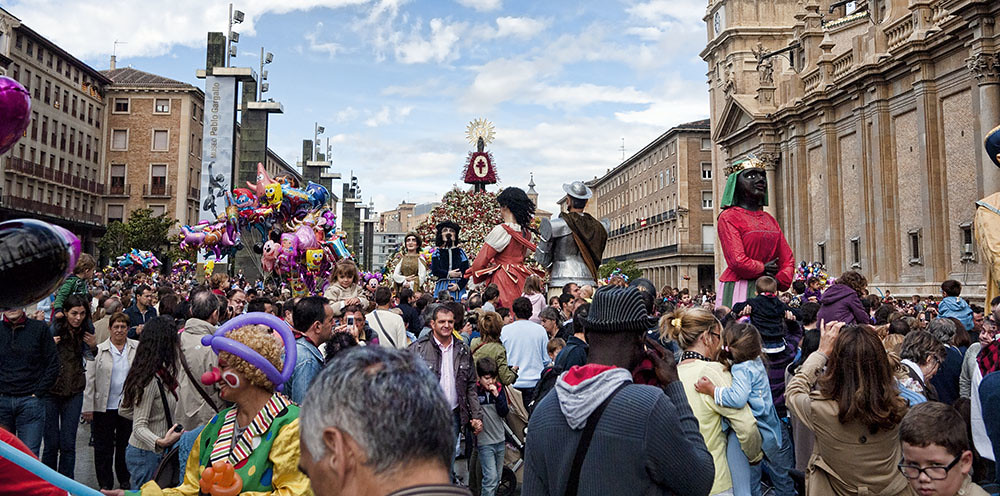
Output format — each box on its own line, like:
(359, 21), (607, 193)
(555, 367), (632, 429)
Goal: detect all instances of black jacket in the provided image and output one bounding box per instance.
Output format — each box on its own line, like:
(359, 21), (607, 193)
(0, 317), (60, 396)
(397, 302), (421, 335)
(553, 335), (588, 370)
(431, 247), (470, 289)
(732, 295), (798, 344)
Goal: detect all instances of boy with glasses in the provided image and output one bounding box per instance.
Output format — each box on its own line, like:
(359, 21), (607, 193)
(898, 402), (989, 495)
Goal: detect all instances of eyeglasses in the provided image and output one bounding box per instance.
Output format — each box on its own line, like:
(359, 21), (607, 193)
(898, 454), (961, 480)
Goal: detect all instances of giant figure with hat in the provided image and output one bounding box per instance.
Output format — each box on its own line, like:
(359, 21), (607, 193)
(716, 156), (795, 308)
(977, 126), (1000, 304)
(536, 181), (608, 298)
(431, 220), (470, 301)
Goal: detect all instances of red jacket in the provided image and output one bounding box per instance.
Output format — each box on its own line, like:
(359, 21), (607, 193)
(0, 428), (65, 496)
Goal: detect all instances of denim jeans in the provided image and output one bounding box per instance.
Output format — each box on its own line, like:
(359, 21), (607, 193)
(478, 441), (505, 496)
(450, 409), (461, 483)
(759, 420), (796, 496)
(177, 425), (205, 482)
(0, 394), (46, 456)
(727, 424), (797, 496)
(126, 444), (164, 490)
(41, 392), (84, 478)
(727, 429), (754, 496)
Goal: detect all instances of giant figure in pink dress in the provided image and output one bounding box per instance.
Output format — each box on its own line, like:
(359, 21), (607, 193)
(467, 187), (544, 309)
(716, 156), (795, 308)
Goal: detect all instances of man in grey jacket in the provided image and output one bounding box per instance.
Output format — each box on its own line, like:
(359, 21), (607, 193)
(524, 287), (714, 495)
(175, 288), (223, 429)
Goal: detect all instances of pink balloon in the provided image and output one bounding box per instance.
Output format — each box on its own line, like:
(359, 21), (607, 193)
(0, 77), (30, 155)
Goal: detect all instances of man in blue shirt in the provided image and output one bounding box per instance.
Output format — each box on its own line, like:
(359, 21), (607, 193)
(501, 297), (550, 406)
(287, 296), (334, 404)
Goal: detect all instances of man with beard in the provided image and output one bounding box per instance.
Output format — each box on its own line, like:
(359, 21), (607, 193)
(536, 181), (608, 299)
(432, 220), (471, 302)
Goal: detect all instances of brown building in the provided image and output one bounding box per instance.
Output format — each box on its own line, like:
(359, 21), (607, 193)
(592, 119), (716, 292)
(0, 8), (110, 253)
(101, 65), (204, 226)
(701, 0), (997, 297)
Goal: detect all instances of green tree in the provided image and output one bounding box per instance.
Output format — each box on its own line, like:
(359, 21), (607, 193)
(599, 259), (642, 281)
(98, 208), (177, 264)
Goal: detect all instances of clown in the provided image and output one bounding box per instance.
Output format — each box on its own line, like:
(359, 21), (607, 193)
(113, 313), (309, 496)
(716, 155), (795, 308)
(431, 220), (469, 301)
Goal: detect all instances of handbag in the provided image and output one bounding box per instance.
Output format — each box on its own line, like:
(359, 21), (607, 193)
(152, 377), (182, 488)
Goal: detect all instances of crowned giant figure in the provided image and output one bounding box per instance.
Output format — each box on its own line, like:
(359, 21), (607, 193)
(536, 181), (608, 297)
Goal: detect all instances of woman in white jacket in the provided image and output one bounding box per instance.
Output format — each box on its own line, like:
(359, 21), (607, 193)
(82, 312), (138, 490)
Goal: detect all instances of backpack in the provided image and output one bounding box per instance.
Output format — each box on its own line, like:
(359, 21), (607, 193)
(526, 364), (564, 417)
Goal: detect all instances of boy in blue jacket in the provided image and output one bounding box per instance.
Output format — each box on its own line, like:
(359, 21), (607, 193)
(938, 279), (974, 332)
(475, 356), (509, 496)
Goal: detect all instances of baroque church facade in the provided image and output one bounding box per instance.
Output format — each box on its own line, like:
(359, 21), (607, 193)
(702, 0), (1000, 297)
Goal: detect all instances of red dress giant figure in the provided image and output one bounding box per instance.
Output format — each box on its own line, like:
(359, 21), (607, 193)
(716, 157), (794, 308)
(467, 188), (543, 308)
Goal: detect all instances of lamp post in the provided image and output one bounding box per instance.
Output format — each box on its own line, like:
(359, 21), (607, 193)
(258, 47), (273, 100)
(226, 3), (245, 67)
(313, 122), (325, 161)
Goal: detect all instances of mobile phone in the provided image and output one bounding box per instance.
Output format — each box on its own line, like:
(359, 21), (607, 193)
(173, 424), (184, 433)
(346, 316), (355, 326)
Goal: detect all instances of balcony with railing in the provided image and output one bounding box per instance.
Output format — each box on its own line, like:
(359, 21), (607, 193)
(107, 182), (131, 197)
(142, 183), (173, 198)
(189, 187), (199, 200)
(0, 194), (102, 225)
(5, 157), (104, 195)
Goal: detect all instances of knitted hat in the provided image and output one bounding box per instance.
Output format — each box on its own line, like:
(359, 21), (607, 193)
(580, 286), (657, 333)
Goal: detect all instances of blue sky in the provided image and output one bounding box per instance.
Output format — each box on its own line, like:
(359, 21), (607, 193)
(10, 0), (710, 214)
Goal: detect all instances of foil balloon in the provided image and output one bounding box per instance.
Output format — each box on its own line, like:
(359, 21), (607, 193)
(0, 76), (32, 155)
(264, 183), (282, 207)
(204, 259), (216, 276)
(0, 219), (81, 310)
(306, 249), (323, 272)
(261, 240), (279, 273)
(330, 236), (350, 260)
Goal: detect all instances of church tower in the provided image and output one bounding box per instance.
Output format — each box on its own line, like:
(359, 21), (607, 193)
(527, 173), (538, 206)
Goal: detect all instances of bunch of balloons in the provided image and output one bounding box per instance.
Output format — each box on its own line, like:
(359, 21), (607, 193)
(794, 261), (832, 287)
(179, 163), (352, 295)
(117, 248), (161, 273)
(172, 259), (193, 276)
(361, 271), (384, 292)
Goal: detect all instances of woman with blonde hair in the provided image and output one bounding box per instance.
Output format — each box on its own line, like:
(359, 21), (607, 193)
(661, 306), (762, 496)
(521, 275), (546, 323)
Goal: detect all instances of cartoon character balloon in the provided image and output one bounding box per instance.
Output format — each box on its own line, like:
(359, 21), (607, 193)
(0, 77), (32, 155)
(0, 219), (81, 310)
(306, 249), (324, 272)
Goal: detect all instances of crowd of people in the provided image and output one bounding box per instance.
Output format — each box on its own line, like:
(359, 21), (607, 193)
(0, 246), (998, 496)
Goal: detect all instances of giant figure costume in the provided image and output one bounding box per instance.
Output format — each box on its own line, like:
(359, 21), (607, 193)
(977, 125), (1000, 304)
(536, 181), (608, 296)
(431, 220), (470, 301)
(716, 157), (795, 308)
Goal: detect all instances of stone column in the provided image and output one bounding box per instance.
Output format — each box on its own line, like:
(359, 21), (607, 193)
(968, 52), (1000, 195)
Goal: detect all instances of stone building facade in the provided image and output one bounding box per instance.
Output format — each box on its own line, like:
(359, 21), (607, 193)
(701, 0), (998, 297)
(102, 66), (204, 227)
(0, 8), (109, 253)
(592, 120), (716, 293)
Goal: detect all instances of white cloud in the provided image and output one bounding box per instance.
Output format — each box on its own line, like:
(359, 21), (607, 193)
(305, 22), (344, 57)
(364, 105), (414, 127)
(624, 26), (662, 41)
(8, 0), (368, 59)
(492, 16), (548, 40)
(454, 0), (502, 12)
(394, 18), (466, 64)
(625, 0), (707, 27)
(335, 106), (359, 122)
(614, 78), (708, 126)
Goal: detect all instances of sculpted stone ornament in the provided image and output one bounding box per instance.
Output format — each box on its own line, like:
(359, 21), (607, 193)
(967, 52), (1000, 84)
(753, 43), (775, 85)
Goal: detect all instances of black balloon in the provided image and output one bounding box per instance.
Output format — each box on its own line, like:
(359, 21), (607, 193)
(0, 219), (81, 310)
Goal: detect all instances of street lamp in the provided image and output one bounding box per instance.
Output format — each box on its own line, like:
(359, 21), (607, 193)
(258, 47), (273, 100)
(226, 3), (245, 68)
(313, 123), (325, 161)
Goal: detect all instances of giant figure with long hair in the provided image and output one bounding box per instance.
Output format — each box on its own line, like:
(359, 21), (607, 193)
(467, 188), (544, 308)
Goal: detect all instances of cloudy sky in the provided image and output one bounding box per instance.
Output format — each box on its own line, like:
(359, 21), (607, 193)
(9, 0), (711, 214)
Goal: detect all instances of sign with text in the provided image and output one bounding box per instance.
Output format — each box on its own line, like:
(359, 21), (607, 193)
(198, 75), (238, 262)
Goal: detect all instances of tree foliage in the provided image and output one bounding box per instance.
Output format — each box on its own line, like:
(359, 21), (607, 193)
(98, 208), (176, 263)
(599, 258), (642, 282)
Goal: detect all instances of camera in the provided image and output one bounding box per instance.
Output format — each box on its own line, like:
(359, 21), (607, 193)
(346, 315), (355, 326)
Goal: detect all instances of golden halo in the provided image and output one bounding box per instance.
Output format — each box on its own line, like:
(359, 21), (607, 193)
(466, 118), (496, 147)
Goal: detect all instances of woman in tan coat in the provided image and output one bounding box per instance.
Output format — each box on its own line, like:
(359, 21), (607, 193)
(787, 321), (912, 495)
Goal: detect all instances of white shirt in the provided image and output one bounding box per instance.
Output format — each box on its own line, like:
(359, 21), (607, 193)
(367, 309), (408, 350)
(971, 365), (994, 461)
(106, 341), (132, 410)
(435, 335), (458, 411)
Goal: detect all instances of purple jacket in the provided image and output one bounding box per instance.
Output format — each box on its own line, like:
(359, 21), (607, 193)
(815, 284), (869, 325)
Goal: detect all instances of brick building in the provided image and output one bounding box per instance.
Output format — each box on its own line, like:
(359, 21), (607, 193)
(0, 8), (109, 253)
(701, 0), (997, 297)
(101, 65), (204, 226)
(592, 119), (716, 292)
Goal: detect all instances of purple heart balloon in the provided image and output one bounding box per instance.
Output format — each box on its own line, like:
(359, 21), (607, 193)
(0, 76), (31, 156)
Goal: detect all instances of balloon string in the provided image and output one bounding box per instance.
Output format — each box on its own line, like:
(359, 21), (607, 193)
(0, 439), (103, 496)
